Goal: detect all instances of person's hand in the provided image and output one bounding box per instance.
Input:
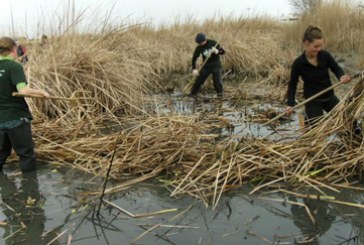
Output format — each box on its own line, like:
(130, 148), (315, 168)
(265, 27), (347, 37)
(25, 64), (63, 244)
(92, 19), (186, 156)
(340, 75), (351, 84)
(192, 69), (199, 76)
(211, 47), (219, 55)
(286, 106), (294, 115)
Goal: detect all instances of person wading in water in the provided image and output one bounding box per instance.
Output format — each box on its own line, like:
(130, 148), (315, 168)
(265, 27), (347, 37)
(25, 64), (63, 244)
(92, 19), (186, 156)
(0, 37), (49, 172)
(286, 25), (352, 127)
(190, 33), (225, 98)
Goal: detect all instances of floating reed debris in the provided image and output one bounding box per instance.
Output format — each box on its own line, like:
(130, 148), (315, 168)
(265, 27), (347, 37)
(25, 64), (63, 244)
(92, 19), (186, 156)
(102, 199), (177, 219)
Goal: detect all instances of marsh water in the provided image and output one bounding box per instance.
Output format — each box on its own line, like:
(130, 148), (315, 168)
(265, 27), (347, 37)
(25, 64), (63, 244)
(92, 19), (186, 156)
(1, 93), (364, 245)
(1, 164), (364, 245)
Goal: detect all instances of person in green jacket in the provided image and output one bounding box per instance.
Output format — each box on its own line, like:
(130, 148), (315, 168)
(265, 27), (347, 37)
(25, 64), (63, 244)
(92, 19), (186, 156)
(0, 37), (49, 172)
(190, 33), (225, 97)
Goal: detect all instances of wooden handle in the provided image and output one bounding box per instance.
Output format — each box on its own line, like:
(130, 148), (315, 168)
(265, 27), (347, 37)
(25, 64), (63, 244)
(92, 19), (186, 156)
(12, 92), (79, 101)
(182, 43), (220, 93)
(263, 70), (364, 126)
(197, 42), (219, 74)
(13, 92), (46, 99)
(263, 82), (344, 126)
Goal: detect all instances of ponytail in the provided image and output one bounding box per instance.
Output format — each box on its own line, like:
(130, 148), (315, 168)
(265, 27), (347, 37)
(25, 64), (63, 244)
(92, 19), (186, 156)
(302, 25), (323, 42)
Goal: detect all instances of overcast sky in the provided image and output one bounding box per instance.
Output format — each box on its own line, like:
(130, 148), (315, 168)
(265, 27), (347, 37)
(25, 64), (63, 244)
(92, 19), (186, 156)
(0, 0), (292, 38)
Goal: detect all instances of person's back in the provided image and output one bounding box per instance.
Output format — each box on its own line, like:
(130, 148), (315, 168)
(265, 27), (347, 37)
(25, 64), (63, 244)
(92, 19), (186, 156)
(0, 58), (32, 121)
(0, 37), (49, 172)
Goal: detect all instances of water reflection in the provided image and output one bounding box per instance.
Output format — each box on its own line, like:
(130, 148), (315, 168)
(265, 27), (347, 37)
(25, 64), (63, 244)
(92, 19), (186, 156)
(1, 164), (364, 244)
(330, 189), (364, 244)
(0, 171), (58, 244)
(154, 93), (297, 141)
(289, 197), (335, 244)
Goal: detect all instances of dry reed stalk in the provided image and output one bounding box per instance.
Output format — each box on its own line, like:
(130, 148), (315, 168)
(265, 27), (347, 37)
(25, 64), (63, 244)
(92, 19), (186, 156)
(4, 228), (24, 241)
(246, 230), (276, 244)
(212, 156), (235, 209)
(259, 197), (316, 225)
(102, 199), (177, 218)
(275, 189), (335, 201)
(137, 224), (199, 229)
(131, 203), (194, 244)
(67, 234), (72, 245)
(46, 229), (69, 245)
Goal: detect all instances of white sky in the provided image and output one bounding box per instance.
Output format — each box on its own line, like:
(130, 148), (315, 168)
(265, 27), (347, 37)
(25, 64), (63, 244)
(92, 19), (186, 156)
(0, 0), (292, 38)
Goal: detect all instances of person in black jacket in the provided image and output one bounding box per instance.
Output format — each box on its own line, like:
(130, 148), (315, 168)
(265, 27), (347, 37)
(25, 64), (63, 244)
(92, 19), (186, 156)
(286, 26), (351, 126)
(190, 33), (225, 97)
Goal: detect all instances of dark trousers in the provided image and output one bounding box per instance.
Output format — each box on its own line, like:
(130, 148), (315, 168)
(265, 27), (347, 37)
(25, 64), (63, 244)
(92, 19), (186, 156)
(190, 67), (223, 96)
(305, 95), (362, 135)
(304, 95), (339, 126)
(0, 121), (36, 171)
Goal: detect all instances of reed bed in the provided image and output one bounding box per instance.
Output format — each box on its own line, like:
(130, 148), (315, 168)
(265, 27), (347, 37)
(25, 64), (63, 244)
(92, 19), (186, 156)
(24, 15), (294, 122)
(26, 32), (162, 120)
(11, 2), (363, 206)
(33, 115), (219, 176)
(284, 0), (364, 66)
(27, 76), (364, 208)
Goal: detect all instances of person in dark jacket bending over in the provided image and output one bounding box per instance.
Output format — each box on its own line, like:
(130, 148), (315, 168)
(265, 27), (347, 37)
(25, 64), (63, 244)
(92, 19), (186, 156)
(190, 33), (225, 97)
(286, 26), (351, 126)
(0, 37), (49, 172)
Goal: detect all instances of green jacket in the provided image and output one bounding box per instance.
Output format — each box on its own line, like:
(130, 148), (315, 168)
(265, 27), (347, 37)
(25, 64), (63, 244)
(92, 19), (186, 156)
(0, 57), (32, 121)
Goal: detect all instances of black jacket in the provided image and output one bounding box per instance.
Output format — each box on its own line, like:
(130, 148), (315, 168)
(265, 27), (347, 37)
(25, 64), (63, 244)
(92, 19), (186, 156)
(192, 39), (225, 70)
(287, 50), (344, 106)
